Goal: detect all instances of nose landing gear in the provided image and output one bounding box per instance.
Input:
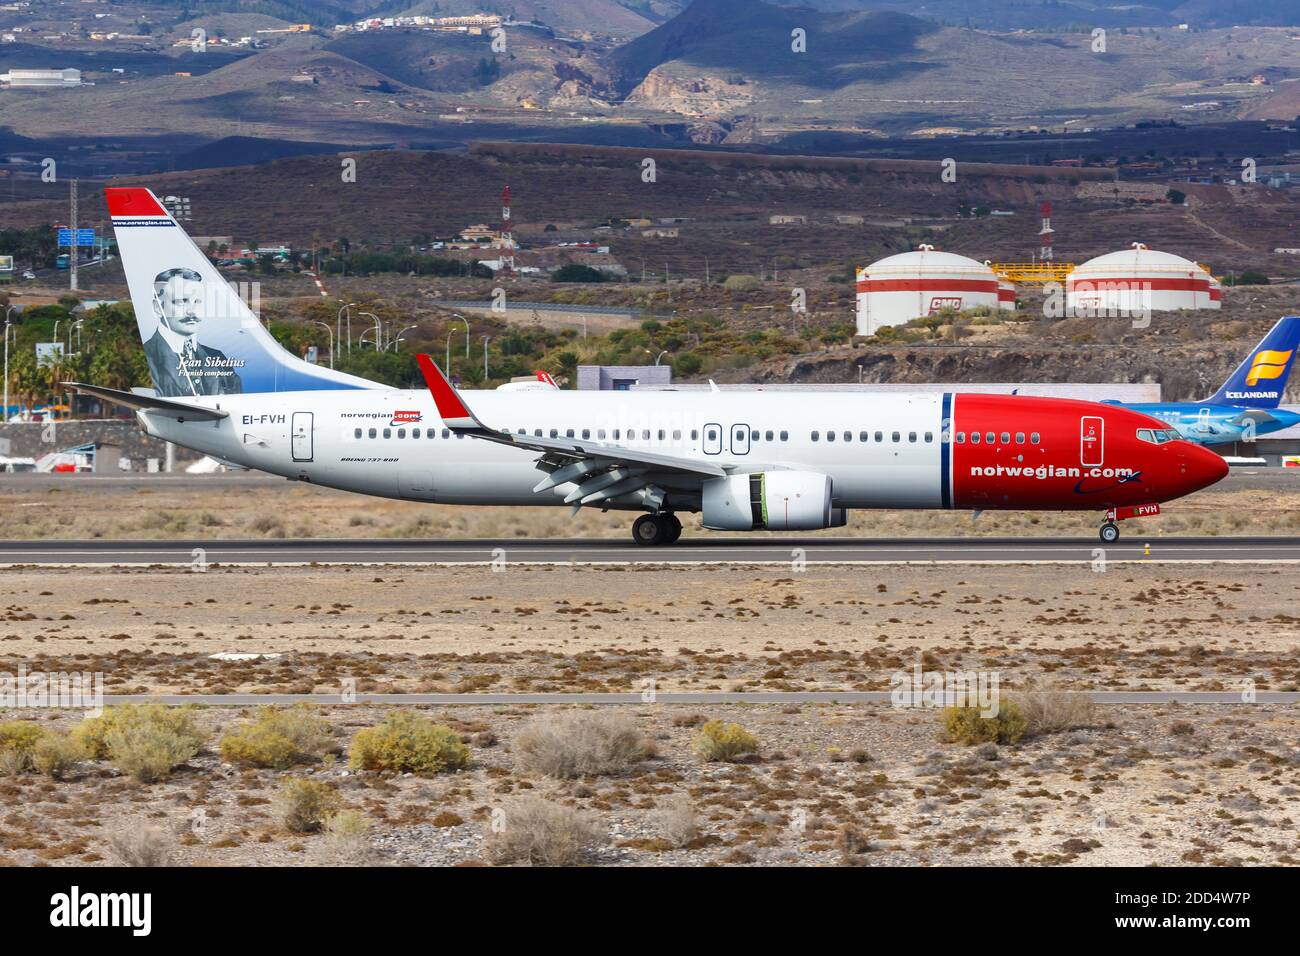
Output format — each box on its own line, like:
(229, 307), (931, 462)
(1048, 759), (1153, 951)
(1099, 503), (1161, 543)
(632, 512), (683, 546)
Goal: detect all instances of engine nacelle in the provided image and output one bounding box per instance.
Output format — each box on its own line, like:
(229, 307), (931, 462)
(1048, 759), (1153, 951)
(702, 471), (836, 531)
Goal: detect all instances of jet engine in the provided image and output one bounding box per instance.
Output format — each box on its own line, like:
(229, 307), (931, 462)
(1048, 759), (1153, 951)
(701, 471), (845, 531)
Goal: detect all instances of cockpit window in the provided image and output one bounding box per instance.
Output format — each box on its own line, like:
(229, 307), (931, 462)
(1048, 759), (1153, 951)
(1137, 428), (1181, 445)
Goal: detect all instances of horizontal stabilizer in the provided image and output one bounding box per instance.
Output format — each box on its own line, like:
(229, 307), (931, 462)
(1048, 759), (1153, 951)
(65, 382), (229, 421)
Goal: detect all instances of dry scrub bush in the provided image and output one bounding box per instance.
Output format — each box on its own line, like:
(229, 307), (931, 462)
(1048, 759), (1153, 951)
(273, 777), (341, 834)
(347, 712), (469, 775)
(512, 711), (652, 778)
(219, 705), (334, 769)
(315, 809), (375, 866)
(1015, 687), (1100, 737)
(693, 720), (759, 762)
(0, 721), (47, 773)
(941, 701), (1027, 746)
(74, 705), (205, 782)
(651, 796), (698, 848)
(32, 733), (86, 780)
(109, 824), (174, 867)
(484, 796), (604, 866)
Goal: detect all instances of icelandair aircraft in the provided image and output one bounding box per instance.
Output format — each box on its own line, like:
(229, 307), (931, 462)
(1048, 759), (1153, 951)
(71, 188), (1228, 545)
(1116, 316), (1300, 446)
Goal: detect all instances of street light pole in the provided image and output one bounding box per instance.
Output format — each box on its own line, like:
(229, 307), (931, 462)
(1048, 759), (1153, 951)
(307, 321), (334, 368)
(358, 312), (380, 350)
(482, 335), (490, 380)
(337, 302), (355, 356)
(3, 305), (16, 424)
(391, 325), (416, 352)
(445, 330), (454, 376)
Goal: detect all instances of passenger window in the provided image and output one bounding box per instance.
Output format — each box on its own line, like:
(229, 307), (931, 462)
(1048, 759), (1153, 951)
(550, 429), (559, 438)
(674, 430), (682, 440)
(534, 429), (542, 437)
(659, 430), (666, 441)
(892, 432), (900, 442)
(1030, 432), (1041, 444)
(843, 431), (851, 442)
(859, 431), (869, 443)
(765, 430), (774, 441)
(751, 430), (759, 441)
(1015, 432), (1025, 444)
(397, 428), (406, 439)
(908, 432), (917, 443)
(598, 429), (607, 439)
(442, 429), (450, 439)
(827, 431), (835, 442)
(383, 428), (391, 439)
(691, 430), (699, 440)
(924, 432), (933, 443)
(706, 428), (716, 442)
(780, 431), (789, 441)
(955, 432), (965, 444)
(565, 429), (574, 438)
(1000, 432), (1010, 445)
(643, 430), (651, 440)
(413, 428), (421, 438)
(614, 430), (621, 440)
(874, 431), (883, 442)
(368, 428), (377, 439)
(970, 432), (980, 444)
(354, 428), (362, 439)
(986, 432), (996, 444)
(582, 429), (590, 439)
(811, 431), (820, 441)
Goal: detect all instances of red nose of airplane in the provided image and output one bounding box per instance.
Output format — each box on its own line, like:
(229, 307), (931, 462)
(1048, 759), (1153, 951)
(1177, 443), (1229, 493)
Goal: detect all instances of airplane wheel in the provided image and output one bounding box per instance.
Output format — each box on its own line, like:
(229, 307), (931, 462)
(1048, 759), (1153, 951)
(1099, 522), (1120, 544)
(632, 514), (668, 546)
(663, 514), (683, 544)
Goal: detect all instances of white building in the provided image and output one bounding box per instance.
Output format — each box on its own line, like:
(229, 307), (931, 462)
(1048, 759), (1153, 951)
(1066, 243), (1219, 314)
(0, 68), (81, 87)
(855, 246), (1001, 335)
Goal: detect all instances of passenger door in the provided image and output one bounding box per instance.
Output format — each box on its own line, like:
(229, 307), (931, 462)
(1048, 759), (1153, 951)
(291, 412), (314, 462)
(1080, 415), (1103, 467)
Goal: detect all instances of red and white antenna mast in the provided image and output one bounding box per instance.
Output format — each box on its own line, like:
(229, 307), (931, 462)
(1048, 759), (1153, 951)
(1038, 200), (1055, 261)
(499, 185), (515, 275)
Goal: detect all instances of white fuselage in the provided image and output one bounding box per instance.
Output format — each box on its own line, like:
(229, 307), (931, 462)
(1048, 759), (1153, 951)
(139, 388), (947, 509)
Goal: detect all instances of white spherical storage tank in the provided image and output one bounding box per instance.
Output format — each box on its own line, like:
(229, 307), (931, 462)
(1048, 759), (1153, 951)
(855, 245), (1001, 335)
(997, 276), (1017, 312)
(1065, 243), (1219, 315)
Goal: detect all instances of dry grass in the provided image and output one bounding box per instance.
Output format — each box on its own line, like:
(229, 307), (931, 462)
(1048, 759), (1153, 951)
(1016, 687), (1101, 737)
(693, 720), (759, 762)
(484, 796), (604, 866)
(219, 705), (335, 769)
(314, 810), (376, 866)
(512, 711), (653, 778)
(108, 824), (174, 867)
(651, 796), (698, 848)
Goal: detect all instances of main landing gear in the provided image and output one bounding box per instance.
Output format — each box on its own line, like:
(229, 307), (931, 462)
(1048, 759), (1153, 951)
(632, 512), (682, 546)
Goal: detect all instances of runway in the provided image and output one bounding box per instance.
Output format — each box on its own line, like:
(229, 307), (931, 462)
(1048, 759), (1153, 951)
(81, 691), (1299, 706)
(2, 535), (1300, 566)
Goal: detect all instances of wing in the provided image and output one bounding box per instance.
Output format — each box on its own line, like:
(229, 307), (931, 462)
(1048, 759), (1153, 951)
(415, 354), (726, 510)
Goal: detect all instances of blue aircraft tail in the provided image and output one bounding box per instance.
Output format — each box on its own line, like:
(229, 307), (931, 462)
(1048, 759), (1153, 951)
(1205, 316), (1300, 408)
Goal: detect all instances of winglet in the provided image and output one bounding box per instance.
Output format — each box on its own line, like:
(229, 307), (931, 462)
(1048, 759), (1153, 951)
(416, 354), (482, 430)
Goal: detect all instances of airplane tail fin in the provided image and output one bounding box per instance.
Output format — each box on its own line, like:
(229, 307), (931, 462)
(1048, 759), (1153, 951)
(1205, 316), (1300, 408)
(106, 187), (382, 397)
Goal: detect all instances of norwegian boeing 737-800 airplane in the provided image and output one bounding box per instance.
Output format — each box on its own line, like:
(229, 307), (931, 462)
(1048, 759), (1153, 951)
(71, 188), (1228, 545)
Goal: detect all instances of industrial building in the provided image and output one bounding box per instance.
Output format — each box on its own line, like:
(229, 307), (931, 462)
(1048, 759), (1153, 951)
(0, 68), (81, 87)
(856, 246), (1002, 335)
(1066, 243), (1220, 315)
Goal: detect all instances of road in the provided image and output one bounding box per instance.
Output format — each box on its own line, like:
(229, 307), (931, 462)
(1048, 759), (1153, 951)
(86, 691), (1296, 706)
(2, 536), (1300, 566)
